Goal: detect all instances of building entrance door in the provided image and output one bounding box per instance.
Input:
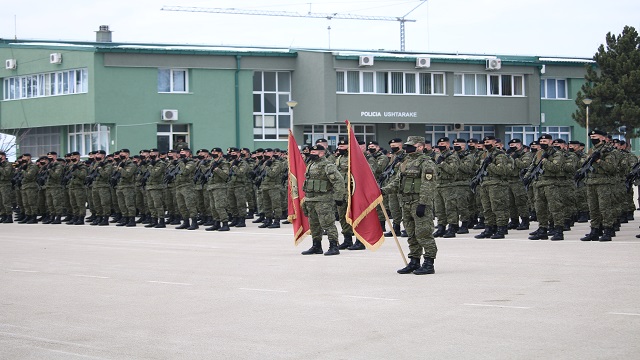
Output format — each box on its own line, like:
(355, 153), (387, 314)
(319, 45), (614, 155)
(157, 124), (190, 152)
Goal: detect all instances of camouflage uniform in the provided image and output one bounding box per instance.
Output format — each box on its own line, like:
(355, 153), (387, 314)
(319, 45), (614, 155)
(507, 146), (533, 229)
(44, 161), (65, 221)
(114, 158), (138, 222)
(367, 149), (390, 224)
(528, 146), (566, 237)
(0, 158), (15, 220)
(145, 158), (167, 226)
(67, 161), (88, 222)
(227, 157), (249, 224)
(433, 148), (461, 237)
(477, 146), (512, 237)
(334, 149), (354, 246)
(205, 158), (230, 224)
(92, 160), (113, 225)
(583, 140), (619, 240)
(260, 158), (285, 224)
(455, 147), (476, 232)
(20, 162), (39, 221)
(174, 157), (198, 225)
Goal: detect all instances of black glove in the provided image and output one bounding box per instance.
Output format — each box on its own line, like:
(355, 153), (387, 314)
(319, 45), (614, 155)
(119, 162), (125, 168)
(150, 159), (157, 166)
(335, 200), (344, 206)
(265, 160), (273, 167)
(232, 160), (240, 166)
(172, 160), (179, 165)
(542, 152), (550, 159)
(416, 204), (426, 218)
(592, 151), (601, 161)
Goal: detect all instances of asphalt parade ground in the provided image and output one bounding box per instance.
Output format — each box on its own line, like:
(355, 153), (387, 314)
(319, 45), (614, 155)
(1, 216), (640, 359)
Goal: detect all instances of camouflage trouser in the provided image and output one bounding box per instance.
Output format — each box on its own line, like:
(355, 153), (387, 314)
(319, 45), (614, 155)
(626, 186), (635, 213)
(63, 188), (70, 215)
(92, 186), (111, 217)
(205, 189), (217, 220)
(475, 190), (484, 217)
(402, 197), (437, 260)
(164, 187), (174, 215)
(388, 192), (403, 227)
(46, 186), (64, 216)
(262, 186), (281, 219)
(457, 185), (472, 223)
(110, 187), (119, 214)
(227, 185), (247, 218)
(534, 184), (564, 227)
(37, 189), (46, 214)
(246, 183), (256, 211)
(435, 186), (459, 225)
(480, 182), (509, 227)
(337, 194), (353, 236)
(15, 187), (23, 213)
(305, 200), (339, 242)
(147, 188), (165, 218)
(69, 187), (87, 217)
(587, 183), (616, 228)
(116, 186), (136, 217)
(207, 187), (228, 222)
(560, 180), (576, 221)
(0, 183), (12, 215)
(176, 184), (197, 218)
(194, 187), (206, 217)
(256, 187), (264, 213)
(86, 188), (94, 214)
(21, 186), (39, 216)
(575, 184), (588, 212)
(507, 180), (529, 219)
(280, 186), (287, 217)
(135, 186), (147, 214)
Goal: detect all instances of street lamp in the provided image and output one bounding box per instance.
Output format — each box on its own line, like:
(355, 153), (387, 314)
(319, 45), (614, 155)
(583, 98), (592, 151)
(286, 100), (298, 130)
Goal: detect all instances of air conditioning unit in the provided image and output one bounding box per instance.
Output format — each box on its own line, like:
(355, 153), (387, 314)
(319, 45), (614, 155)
(359, 55), (374, 67)
(391, 123), (410, 131)
(5, 59), (16, 70)
(49, 53), (62, 64)
(486, 58), (502, 70)
(161, 109), (178, 121)
(416, 57), (431, 68)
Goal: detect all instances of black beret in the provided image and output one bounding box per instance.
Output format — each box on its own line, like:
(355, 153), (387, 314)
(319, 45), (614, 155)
(388, 138), (403, 144)
(140, 149), (150, 153)
(168, 150), (178, 154)
(568, 140), (581, 145)
(508, 139), (522, 144)
(338, 139), (348, 145)
(71, 151), (80, 156)
(181, 148), (191, 152)
(255, 148), (265, 153)
(120, 149), (130, 153)
(264, 148), (274, 152)
(0, 151), (5, 156)
(312, 145), (325, 151)
(97, 150), (107, 155)
(133, 155), (141, 159)
(149, 148), (159, 152)
(368, 141), (379, 146)
(315, 138), (328, 143)
(211, 147), (223, 153)
(273, 148), (281, 152)
(590, 129), (607, 136)
(228, 147), (240, 152)
(437, 137), (450, 143)
(453, 138), (466, 143)
(160, 151), (167, 155)
(538, 134), (553, 140)
(47, 151), (57, 156)
(495, 138), (502, 143)
(579, 143), (585, 147)
(424, 140), (431, 144)
(357, 140), (366, 145)
(483, 136), (496, 141)
(22, 153), (31, 157)
(467, 138), (479, 144)
(552, 139), (566, 144)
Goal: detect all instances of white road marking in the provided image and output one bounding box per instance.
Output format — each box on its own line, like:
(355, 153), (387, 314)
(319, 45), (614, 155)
(343, 295), (399, 301)
(33, 347), (111, 360)
(70, 274), (110, 279)
(463, 303), (531, 309)
(147, 281), (193, 286)
(0, 331), (106, 351)
(7, 269), (39, 273)
(608, 312), (640, 316)
(239, 288), (288, 293)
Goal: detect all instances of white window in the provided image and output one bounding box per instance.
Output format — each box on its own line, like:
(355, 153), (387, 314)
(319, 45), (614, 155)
(18, 126), (61, 156)
(504, 126), (571, 145)
(540, 78), (568, 99)
(454, 73), (525, 96)
(2, 68), (88, 101)
(424, 125), (495, 145)
(336, 70), (445, 95)
(158, 69), (188, 93)
(68, 124), (110, 156)
(303, 124), (376, 147)
(253, 71), (292, 140)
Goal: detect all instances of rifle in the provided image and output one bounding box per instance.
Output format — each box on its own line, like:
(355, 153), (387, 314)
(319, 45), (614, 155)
(110, 170), (122, 188)
(36, 168), (50, 188)
(12, 171), (24, 189)
(254, 167), (267, 187)
(193, 160), (206, 184)
(163, 163), (183, 184)
(200, 159), (221, 185)
(625, 161), (640, 192)
(470, 155), (492, 194)
(85, 163), (101, 187)
(140, 169), (151, 189)
(61, 165), (76, 187)
(522, 159), (544, 191)
(574, 150), (601, 188)
(378, 152), (406, 186)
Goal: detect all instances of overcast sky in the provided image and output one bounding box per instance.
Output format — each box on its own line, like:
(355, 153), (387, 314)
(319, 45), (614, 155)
(2, 0), (640, 57)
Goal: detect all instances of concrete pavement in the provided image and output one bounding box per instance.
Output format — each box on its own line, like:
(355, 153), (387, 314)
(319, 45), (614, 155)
(1, 216), (640, 359)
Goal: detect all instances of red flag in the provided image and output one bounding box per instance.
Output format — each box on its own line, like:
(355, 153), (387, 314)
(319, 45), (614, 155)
(345, 120), (385, 250)
(287, 130), (310, 245)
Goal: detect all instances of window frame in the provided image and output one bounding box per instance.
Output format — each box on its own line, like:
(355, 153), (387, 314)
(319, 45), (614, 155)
(2, 68), (88, 101)
(454, 73), (526, 97)
(157, 68), (189, 94)
(336, 70), (446, 95)
(540, 78), (568, 100)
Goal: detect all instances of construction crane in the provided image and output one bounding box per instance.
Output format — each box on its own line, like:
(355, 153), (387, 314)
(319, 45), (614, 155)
(161, 1), (427, 51)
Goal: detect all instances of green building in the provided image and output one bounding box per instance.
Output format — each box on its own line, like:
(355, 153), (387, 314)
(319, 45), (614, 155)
(1, 26), (620, 157)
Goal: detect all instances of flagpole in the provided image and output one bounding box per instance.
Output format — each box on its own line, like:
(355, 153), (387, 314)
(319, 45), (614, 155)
(379, 202), (407, 266)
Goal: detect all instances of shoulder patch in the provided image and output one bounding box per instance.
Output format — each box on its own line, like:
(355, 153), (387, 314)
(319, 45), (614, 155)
(425, 173), (433, 180)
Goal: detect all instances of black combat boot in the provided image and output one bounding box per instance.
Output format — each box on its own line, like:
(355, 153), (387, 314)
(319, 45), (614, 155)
(42, 215), (52, 224)
(61, 215), (73, 223)
(125, 216), (136, 227)
(385, 224), (400, 237)
(580, 227), (599, 241)
(507, 218), (519, 230)
(116, 216), (128, 226)
(136, 215), (145, 224)
(397, 258), (421, 274)
(205, 221), (220, 231)
(66, 216), (76, 225)
(235, 217), (246, 228)
(86, 213), (96, 222)
(187, 218), (199, 230)
(258, 218), (272, 228)
(176, 218), (190, 230)
(563, 219), (572, 231)
(627, 211), (634, 221)
(202, 216), (213, 226)
(613, 220), (621, 232)
(155, 217), (166, 228)
(324, 240), (340, 256)
(443, 224), (457, 238)
(252, 213), (265, 223)
(245, 211), (254, 220)
(529, 210), (537, 222)
(338, 234), (353, 250)
(472, 217), (485, 229)
(110, 213), (122, 223)
(51, 215), (62, 224)
(301, 240), (323, 255)
(474, 226), (494, 239)
(598, 228), (613, 242)
(74, 217), (85, 225)
(528, 227), (548, 240)
(347, 239), (366, 250)
(457, 221), (469, 234)
(218, 221), (230, 231)
(379, 220), (386, 232)
(432, 224), (446, 237)
(26, 215), (38, 224)
(401, 229), (408, 237)
(516, 217), (530, 230)
(550, 226), (564, 240)
(268, 218), (280, 229)
(413, 257), (435, 275)
(142, 214), (151, 224)
(18, 214), (30, 224)
(490, 226), (507, 239)
(576, 211), (589, 223)
(3, 215), (13, 223)
(170, 215), (182, 225)
(145, 217), (158, 228)
(15, 213), (25, 222)
(98, 216), (109, 226)
(229, 217), (238, 227)
(90, 216), (101, 226)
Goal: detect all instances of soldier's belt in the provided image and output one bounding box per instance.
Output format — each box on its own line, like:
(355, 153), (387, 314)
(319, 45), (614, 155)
(401, 194), (421, 202)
